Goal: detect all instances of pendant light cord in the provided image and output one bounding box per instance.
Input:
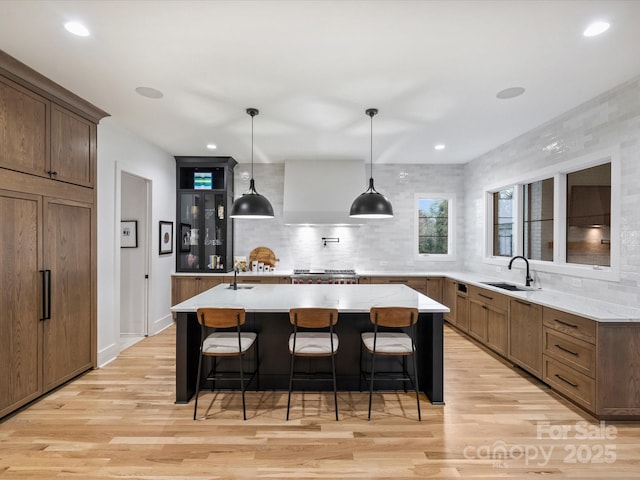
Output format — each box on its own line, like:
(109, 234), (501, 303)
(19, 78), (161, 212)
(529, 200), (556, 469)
(248, 109), (256, 180)
(365, 108), (378, 192)
(370, 112), (373, 180)
(251, 113), (254, 180)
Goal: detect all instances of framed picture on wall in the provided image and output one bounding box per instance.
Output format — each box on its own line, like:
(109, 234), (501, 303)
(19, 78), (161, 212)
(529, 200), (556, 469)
(159, 221), (173, 255)
(180, 223), (191, 252)
(121, 220), (138, 248)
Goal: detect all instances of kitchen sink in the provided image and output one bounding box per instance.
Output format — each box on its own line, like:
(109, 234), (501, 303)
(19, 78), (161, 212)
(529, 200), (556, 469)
(481, 281), (527, 291)
(226, 285), (254, 290)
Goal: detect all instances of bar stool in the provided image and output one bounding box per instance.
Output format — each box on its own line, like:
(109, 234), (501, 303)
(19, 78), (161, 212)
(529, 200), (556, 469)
(360, 306), (421, 421)
(193, 307), (259, 420)
(287, 308), (339, 421)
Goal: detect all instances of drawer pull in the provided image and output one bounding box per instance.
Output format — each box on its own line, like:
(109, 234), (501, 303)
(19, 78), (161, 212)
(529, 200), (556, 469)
(515, 299), (531, 306)
(554, 318), (578, 329)
(389, 279), (407, 283)
(478, 293), (493, 300)
(482, 305), (488, 310)
(555, 374), (579, 388)
(555, 344), (579, 356)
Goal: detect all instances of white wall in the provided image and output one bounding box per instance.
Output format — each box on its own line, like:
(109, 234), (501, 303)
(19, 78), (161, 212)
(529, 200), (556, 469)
(463, 76), (640, 308)
(97, 118), (176, 366)
(233, 163), (465, 272)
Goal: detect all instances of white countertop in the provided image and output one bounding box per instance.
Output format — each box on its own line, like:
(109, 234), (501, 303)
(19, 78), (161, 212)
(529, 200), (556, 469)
(172, 271), (293, 277)
(437, 271), (640, 323)
(171, 269), (640, 323)
(171, 283), (450, 314)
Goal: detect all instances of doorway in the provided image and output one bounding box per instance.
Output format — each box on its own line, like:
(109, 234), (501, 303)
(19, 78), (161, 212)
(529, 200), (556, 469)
(120, 172), (151, 351)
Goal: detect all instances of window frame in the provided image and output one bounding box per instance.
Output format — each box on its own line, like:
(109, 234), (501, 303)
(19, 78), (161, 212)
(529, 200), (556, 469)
(483, 146), (620, 281)
(492, 187), (516, 258)
(415, 193), (456, 261)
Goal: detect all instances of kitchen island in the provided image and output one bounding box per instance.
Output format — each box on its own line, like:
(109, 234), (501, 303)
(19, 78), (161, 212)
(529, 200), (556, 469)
(170, 283), (449, 405)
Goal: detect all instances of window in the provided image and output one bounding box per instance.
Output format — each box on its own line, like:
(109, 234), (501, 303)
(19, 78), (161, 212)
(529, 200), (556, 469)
(492, 188), (513, 257)
(524, 178), (554, 261)
(484, 148), (617, 281)
(417, 195), (454, 258)
(566, 163), (611, 266)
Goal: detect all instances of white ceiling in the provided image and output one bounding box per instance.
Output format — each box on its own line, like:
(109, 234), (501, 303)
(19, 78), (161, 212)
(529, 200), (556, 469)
(1, 0), (640, 165)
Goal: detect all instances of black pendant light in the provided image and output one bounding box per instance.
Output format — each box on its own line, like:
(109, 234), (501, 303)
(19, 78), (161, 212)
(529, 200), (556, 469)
(349, 108), (394, 218)
(230, 108), (274, 219)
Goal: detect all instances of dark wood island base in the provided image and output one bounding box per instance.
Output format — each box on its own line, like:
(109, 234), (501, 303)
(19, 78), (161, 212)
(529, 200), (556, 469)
(175, 310), (444, 406)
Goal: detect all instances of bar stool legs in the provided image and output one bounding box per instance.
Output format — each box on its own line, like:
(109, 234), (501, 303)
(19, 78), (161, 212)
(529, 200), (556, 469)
(286, 308), (340, 421)
(362, 307), (422, 421)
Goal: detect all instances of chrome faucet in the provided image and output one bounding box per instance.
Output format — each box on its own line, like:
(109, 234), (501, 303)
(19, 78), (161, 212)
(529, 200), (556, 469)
(508, 255), (533, 287)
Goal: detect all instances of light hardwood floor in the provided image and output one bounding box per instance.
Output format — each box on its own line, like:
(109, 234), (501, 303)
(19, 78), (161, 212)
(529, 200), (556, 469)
(1, 323), (638, 479)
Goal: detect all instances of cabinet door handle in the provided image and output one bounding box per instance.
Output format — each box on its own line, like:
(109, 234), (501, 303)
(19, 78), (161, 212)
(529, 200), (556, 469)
(515, 299), (531, 306)
(47, 170), (58, 176)
(555, 374), (578, 388)
(481, 305), (488, 310)
(554, 318), (578, 329)
(478, 293), (493, 300)
(40, 269), (51, 320)
(554, 344), (579, 356)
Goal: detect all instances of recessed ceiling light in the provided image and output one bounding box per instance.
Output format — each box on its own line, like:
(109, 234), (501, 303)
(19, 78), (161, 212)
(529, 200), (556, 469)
(206, 143), (217, 150)
(64, 21), (90, 37)
(135, 86), (164, 99)
(583, 21), (610, 37)
(496, 87), (525, 99)
(434, 144), (446, 151)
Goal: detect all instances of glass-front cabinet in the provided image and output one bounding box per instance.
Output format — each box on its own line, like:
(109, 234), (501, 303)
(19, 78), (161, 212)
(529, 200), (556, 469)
(175, 156), (236, 272)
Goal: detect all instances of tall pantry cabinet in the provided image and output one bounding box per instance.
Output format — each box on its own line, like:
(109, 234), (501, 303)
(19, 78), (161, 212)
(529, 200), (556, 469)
(0, 50), (108, 418)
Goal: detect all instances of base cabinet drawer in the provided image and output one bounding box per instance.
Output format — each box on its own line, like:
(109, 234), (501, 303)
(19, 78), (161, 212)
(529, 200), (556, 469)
(543, 307), (596, 343)
(543, 328), (596, 377)
(544, 356), (596, 412)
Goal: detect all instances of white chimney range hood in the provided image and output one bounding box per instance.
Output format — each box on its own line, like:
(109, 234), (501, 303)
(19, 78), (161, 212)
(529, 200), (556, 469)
(282, 159), (366, 225)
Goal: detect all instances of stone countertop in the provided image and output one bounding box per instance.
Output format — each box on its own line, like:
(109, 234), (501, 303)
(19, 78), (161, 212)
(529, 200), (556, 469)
(361, 270), (640, 324)
(172, 269), (640, 322)
(172, 270), (293, 277)
(170, 283), (449, 314)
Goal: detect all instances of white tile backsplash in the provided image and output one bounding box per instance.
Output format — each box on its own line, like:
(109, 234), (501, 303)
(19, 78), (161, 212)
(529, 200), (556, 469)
(233, 163), (465, 272)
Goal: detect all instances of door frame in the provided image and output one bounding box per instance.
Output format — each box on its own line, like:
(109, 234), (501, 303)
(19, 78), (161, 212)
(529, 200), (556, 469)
(117, 169), (152, 345)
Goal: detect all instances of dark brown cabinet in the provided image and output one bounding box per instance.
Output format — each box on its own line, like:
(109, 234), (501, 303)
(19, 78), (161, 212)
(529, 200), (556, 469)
(454, 283), (469, 333)
(442, 277), (457, 323)
(468, 285), (508, 356)
(508, 298), (543, 377)
(0, 190), (42, 416)
(369, 276), (427, 294)
(42, 198), (93, 389)
(0, 76), (96, 188)
(50, 104), (96, 187)
(0, 50), (106, 419)
(171, 276), (227, 306)
(0, 76), (47, 176)
(426, 277), (443, 302)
